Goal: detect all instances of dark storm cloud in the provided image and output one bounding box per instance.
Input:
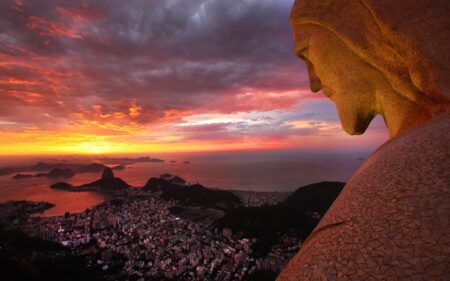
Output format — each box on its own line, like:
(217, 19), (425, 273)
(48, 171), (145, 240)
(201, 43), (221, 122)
(0, 0), (313, 133)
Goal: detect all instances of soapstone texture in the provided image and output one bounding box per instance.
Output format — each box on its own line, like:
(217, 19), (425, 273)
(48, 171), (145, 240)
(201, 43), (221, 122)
(278, 113), (450, 280)
(290, 0), (450, 137)
(279, 0), (450, 280)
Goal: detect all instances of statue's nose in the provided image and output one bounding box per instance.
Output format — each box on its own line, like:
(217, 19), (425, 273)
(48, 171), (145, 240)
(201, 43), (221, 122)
(306, 61), (322, 93)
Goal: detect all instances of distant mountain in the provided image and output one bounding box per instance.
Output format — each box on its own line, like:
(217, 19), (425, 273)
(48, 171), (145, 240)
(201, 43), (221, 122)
(0, 167), (15, 176)
(99, 156), (164, 165)
(0, 157), (163, 177)
(0, 162), (107, 176)
(12, 168), (76, 179)
(12, 173), (34, 179)
(36, 168), (75, 179)
(111, 165), (126, 170)
(74, 163), (106, 173)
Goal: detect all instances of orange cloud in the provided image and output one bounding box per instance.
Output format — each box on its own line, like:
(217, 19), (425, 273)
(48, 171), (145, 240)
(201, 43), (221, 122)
(24, 5), (104, 40)
(210, 88), (313, 113)
(27, 16), (82, 39)
(56, 6), (104, 22)
(128, 101), (142, 117)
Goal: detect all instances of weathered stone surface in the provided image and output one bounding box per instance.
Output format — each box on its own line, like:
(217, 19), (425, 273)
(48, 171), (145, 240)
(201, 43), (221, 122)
(290, 0), (449, 137)
(279, 0), (450, 280)
(278, 114), (450, 280)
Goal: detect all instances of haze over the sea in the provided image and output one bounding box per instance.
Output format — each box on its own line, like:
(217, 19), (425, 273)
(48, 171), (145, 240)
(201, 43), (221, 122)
(0, 149), (372, 216)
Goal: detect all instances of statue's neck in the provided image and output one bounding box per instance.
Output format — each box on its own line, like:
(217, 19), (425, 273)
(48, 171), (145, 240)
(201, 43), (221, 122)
(376, 90), (433, 138)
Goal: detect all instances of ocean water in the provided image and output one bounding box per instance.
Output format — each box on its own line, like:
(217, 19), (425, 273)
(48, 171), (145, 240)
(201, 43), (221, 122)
(0, 150), (371, 216)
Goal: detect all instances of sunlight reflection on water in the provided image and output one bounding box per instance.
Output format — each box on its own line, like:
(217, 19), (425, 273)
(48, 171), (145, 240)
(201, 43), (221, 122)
(0, 151), (368, 216)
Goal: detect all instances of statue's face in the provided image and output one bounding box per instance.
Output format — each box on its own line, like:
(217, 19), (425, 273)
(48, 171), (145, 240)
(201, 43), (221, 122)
(293, 25), (380, 135)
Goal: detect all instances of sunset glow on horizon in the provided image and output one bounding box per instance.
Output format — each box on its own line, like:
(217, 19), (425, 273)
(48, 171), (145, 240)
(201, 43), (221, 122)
(0, 0), (388, 156)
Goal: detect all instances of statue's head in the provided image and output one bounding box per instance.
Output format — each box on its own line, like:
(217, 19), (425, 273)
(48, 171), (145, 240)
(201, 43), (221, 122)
(291, 0), (450, 137)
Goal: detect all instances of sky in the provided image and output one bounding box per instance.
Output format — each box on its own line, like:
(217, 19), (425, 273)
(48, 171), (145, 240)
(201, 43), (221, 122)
(0, 0), (388, 156)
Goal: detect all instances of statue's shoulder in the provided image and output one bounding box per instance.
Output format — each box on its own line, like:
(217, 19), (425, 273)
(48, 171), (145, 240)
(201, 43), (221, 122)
(356, 113), (450, 181)
(317, 112), (450, 227)
(278, 113), (450, 281)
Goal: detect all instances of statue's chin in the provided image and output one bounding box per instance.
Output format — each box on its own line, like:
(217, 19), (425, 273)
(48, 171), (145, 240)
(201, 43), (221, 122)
(341, 117), (371, 135)
(337, 107), (377, 136)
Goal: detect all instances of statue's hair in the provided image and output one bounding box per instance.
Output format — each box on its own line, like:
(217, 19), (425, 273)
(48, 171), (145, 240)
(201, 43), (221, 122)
(291, 0), (450, 115)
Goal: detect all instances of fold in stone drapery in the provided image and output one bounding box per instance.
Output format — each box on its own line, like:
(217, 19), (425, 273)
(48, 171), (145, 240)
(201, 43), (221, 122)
(291, 0), (450, 114)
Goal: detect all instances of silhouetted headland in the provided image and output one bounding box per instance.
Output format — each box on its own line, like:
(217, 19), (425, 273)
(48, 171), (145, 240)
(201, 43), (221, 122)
(35, 168), (75, 179)
(12, 173), (34, 179)
(3, 162), (105, 176)
(53, 167), (130, 192)
(0, 156), (164, 176)
(12, 168), (75, 179)
(143, 175), (241, 209)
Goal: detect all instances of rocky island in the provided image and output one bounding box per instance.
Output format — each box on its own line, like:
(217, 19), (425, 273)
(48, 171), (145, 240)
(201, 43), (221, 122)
(50, 182), (75, 190)
(79, 167), (130, 190)
(51, 167), (130, 192)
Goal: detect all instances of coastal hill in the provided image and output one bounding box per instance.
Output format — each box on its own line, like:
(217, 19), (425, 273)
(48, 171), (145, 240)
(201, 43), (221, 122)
(214, 181), (345, 256)
(279, 181), (345, 216)
(143, 174), (241, 209)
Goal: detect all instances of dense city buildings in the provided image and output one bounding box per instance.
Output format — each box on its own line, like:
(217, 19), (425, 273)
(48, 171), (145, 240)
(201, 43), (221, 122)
(0, 188), (300, 281)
